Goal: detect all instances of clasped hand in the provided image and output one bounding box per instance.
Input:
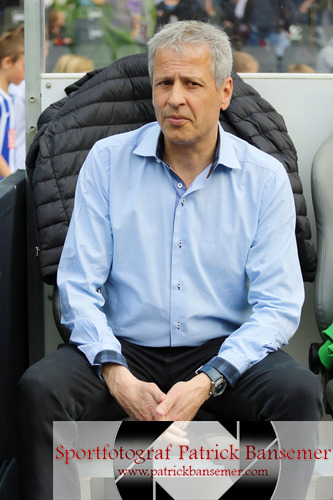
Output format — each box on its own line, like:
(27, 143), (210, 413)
(102, 364), (211, 422)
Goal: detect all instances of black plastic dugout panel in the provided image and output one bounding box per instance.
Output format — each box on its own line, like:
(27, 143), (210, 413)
(0, 170), (28, 482)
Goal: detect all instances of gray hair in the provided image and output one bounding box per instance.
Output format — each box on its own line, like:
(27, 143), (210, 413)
(147, 21), (233, 89)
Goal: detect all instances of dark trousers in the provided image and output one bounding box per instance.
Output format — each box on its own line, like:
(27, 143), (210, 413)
(16, 338), (323, 500)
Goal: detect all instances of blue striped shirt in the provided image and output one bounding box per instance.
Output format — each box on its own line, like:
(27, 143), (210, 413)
(0, 88), (15, 180)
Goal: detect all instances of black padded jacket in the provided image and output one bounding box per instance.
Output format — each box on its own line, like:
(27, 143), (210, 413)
(26, 52), (317, 285)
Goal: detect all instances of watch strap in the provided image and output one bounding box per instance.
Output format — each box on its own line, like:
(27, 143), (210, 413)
(195, 363), (227, 397)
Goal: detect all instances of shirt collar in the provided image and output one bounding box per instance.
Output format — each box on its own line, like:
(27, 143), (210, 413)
(133, 122), (161, 159)
(213, 123), (242, 173)
(134, 121), (241, 172)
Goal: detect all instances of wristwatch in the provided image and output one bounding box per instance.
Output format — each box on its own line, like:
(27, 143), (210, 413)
(196, 364), (227, 397)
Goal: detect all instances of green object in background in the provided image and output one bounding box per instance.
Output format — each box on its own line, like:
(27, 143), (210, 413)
(318, 322), (333, 369)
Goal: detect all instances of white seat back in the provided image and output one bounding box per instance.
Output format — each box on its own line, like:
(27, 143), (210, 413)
(311, 132), (333, 334)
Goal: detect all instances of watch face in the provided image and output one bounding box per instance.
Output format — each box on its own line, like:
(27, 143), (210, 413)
(213, 378), (227, 396)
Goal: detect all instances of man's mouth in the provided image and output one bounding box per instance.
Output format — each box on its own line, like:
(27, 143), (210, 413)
(165, 115), (189, 126)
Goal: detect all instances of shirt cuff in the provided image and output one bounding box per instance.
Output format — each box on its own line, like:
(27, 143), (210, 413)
(93, 349), (128, 381)
(207, 356), (240, 387)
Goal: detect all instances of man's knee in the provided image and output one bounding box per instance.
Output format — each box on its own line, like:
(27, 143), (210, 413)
(17, 361), (53, 414)
(268, 364), (323, 420)
(17, 347), (79, 411)
(285, 367), (323, 405)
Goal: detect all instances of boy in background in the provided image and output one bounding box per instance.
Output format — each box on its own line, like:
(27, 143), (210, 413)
(0, 25), (24, 180)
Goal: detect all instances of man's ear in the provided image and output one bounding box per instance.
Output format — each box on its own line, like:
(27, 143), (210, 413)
(220, 77), (233, 111)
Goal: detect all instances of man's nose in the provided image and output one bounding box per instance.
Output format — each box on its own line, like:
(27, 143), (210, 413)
(167, 82), (185, 107)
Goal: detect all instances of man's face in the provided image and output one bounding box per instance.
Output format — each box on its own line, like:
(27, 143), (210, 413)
(152, 44), (232, 152)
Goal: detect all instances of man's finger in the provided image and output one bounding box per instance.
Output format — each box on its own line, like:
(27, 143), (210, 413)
(155, 398), (171, 417)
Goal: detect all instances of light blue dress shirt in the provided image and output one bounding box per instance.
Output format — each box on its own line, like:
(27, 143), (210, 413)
(57, 121), (304, 386)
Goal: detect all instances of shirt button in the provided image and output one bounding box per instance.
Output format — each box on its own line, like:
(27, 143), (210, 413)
(177, 182), (183, 188)
(178, 240), (183, 248)
(176, 322), (181, 329)
(177, 281), (182, 290)
(181, 198), (186, 206)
